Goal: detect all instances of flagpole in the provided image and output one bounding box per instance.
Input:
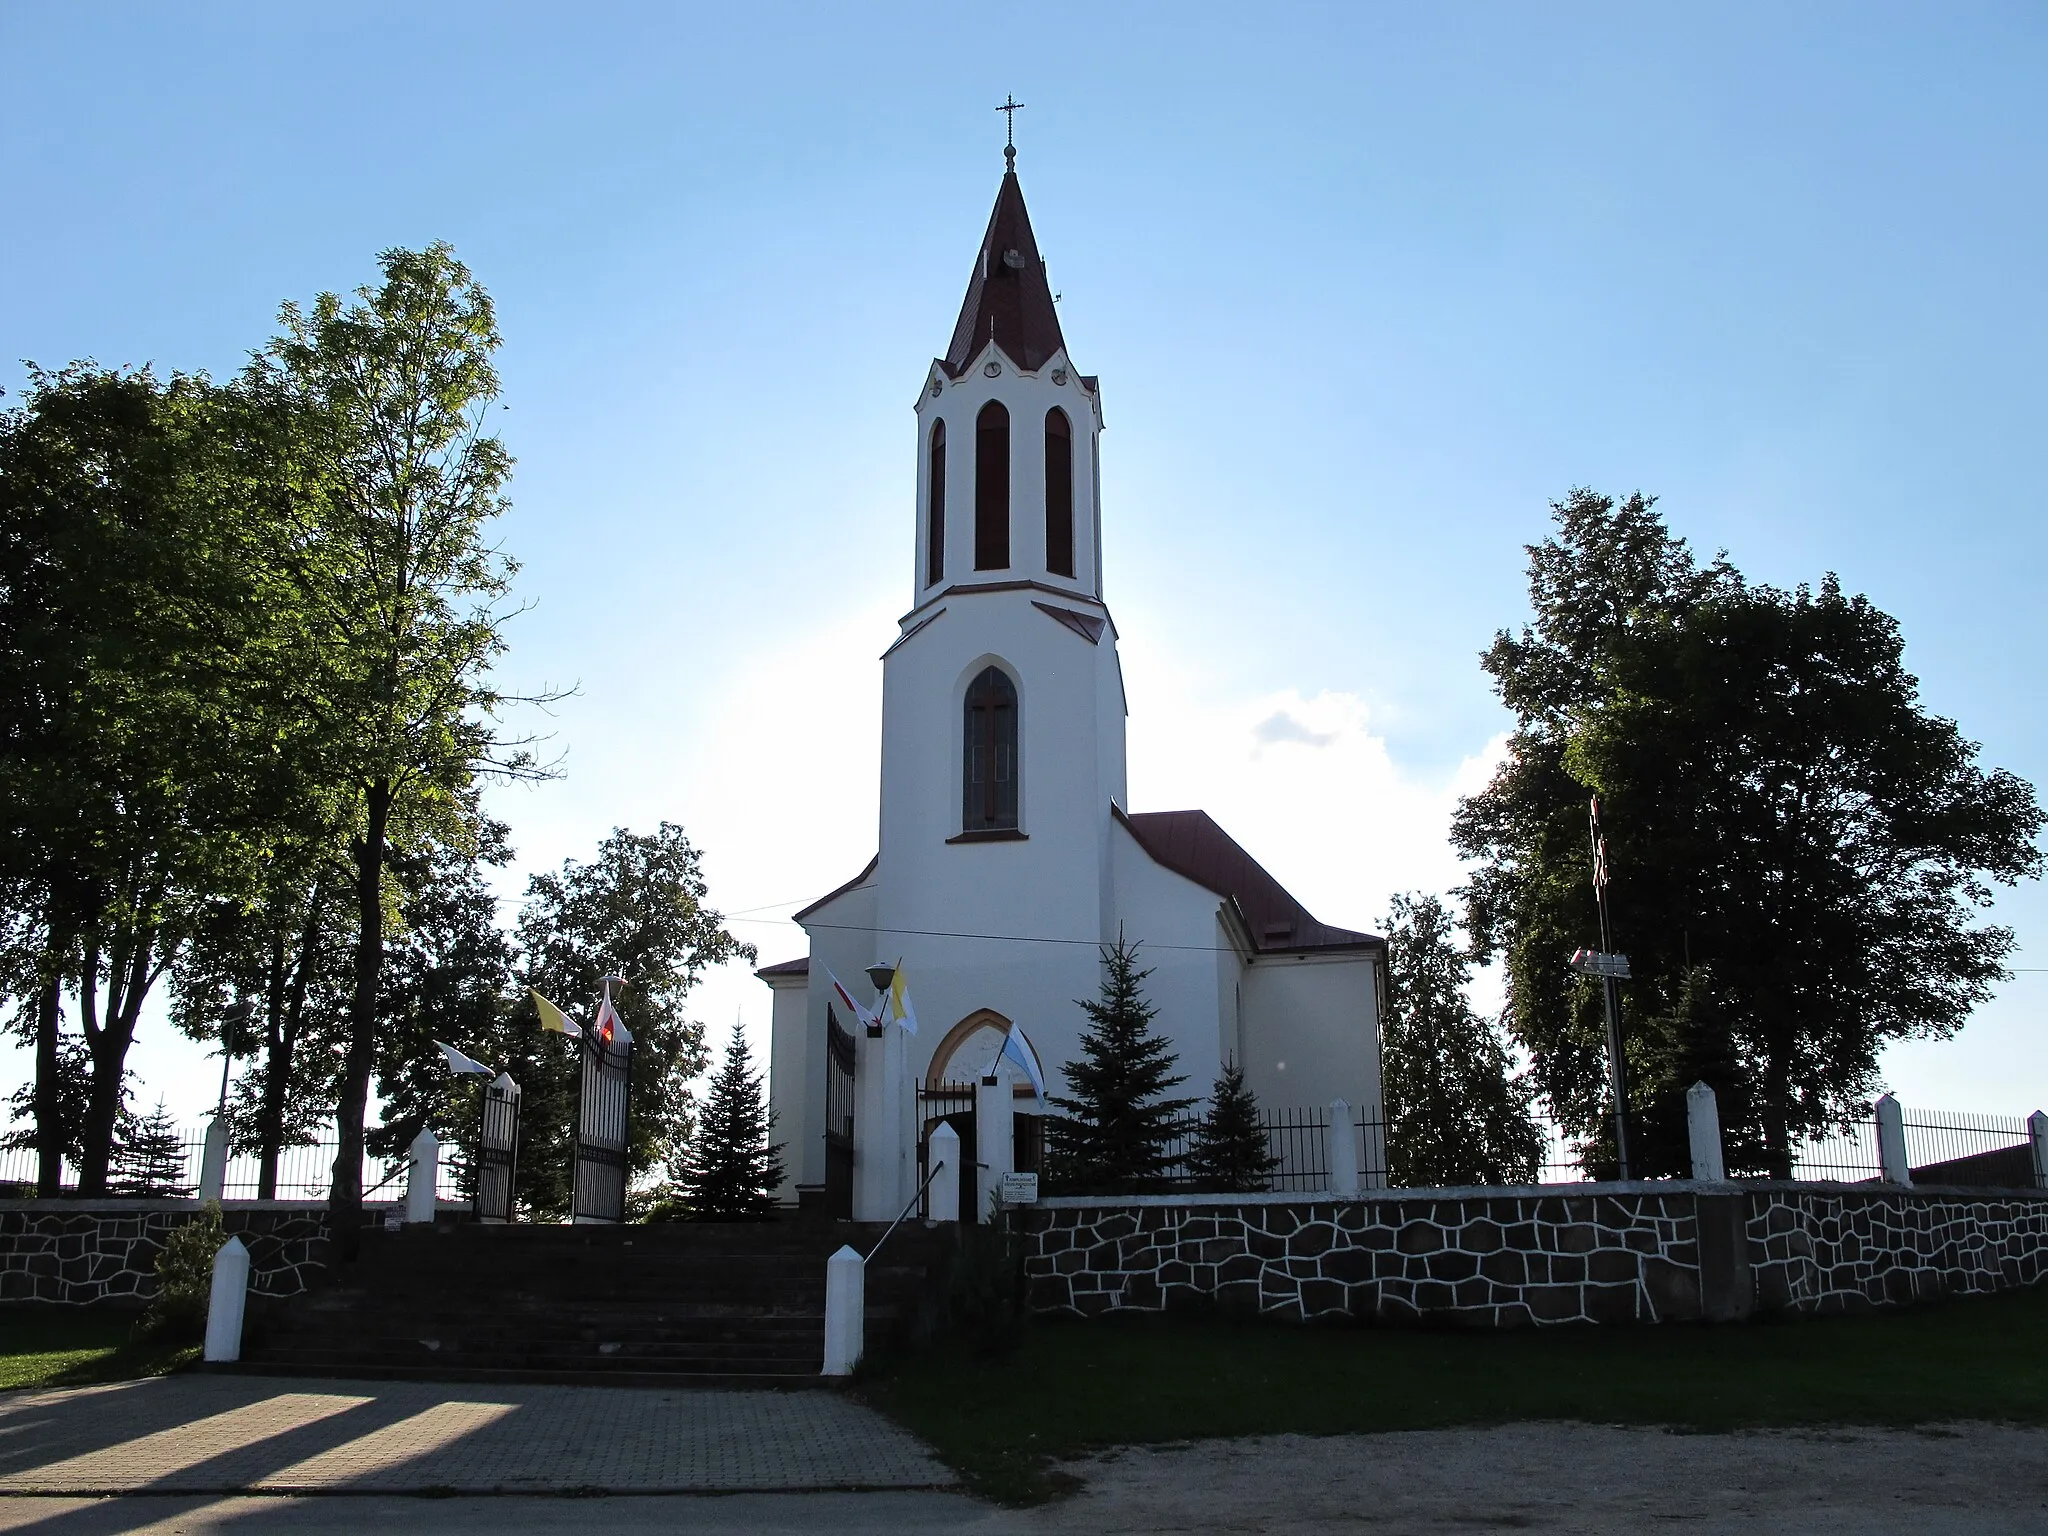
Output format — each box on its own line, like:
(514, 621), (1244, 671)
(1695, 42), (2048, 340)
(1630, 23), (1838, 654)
(1589, 797), (1631, 1182)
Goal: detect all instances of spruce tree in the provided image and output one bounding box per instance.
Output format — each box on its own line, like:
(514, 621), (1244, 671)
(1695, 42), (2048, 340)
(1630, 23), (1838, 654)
(109, 1099), (194, 1199)
(1186, 1061), (1279, 1192)
(1048, 934), (1196, 1194)
(672, 1024), (785, 1221)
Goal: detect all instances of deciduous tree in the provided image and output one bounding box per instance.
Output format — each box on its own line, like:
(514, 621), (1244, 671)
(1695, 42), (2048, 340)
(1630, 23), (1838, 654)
(1454, 490), (2043, 1175)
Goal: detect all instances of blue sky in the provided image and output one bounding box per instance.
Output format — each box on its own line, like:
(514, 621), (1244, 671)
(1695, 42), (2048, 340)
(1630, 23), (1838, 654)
(4, 2), (2044, 1123)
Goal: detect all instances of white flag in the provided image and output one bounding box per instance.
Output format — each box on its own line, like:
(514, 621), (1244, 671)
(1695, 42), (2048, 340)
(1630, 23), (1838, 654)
(433, 1041), (494, 1077)
(826, 969), (879, 1031)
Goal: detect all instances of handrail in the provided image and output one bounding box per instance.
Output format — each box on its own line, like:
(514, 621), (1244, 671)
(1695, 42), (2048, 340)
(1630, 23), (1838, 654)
(864, 1159), (944, 1269)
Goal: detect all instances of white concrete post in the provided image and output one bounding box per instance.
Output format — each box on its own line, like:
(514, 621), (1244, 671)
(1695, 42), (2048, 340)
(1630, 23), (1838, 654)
(853, 1027), (897, 1222)
(202, 1234), (250, 1363)
(1686, 1081), (1726, 1182)
(1327, 1099), (1359, 1196)
(2029, 1111), (2048, 1191)
(976, 1075), (1014, 1223)
(404, 1128), (439, 1224)
(1875, 1093), (1911, 1184)
(822, 1244), (864, 1376)
(196, 1115), (229, 1204)
(927, 1122), (960, 1223)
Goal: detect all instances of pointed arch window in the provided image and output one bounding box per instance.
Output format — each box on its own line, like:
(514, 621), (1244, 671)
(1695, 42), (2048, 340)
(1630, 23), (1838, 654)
(974, 401), (1010, 570)
(927, 419), (946, 585)
(1044, 407), (1074, 578)
(962, 665), (1019, 831)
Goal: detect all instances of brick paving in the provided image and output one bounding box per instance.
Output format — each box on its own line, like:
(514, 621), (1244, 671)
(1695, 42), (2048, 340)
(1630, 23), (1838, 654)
(0, 1375), (955, 1494)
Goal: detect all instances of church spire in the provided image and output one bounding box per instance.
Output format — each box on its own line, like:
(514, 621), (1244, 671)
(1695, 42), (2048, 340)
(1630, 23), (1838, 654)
(941, 135), (1067, 378)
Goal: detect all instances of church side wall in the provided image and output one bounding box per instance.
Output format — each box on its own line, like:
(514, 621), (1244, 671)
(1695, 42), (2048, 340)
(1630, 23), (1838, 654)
(1240, 950), (1382, 1126)
(791, 882), (880, 1195)
(764, 976), (813, 1203)
(1108, 821), (1242, 1092)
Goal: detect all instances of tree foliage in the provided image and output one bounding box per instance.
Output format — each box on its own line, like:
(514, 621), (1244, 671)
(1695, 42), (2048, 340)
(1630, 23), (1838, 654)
(244, 242), (554, 1237)
(1048, 935), (1196, 1194)
(660, 1023), (784, 1221)
(0, 364), (291, 1193)
(1185, 1060), (1278, 1193)
(1453, 489), (2043, 1175)
(1380, 893), (1543, 1187)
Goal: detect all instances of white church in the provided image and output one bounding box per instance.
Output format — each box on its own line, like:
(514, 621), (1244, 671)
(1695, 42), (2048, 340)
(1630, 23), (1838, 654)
(759, 148), (1386, 1217)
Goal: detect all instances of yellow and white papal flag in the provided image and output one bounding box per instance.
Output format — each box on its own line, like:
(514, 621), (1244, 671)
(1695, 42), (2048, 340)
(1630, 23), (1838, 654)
(530, 989), (583, 1039)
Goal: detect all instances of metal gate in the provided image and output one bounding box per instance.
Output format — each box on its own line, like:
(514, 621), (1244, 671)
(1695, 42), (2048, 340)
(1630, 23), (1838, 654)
(571, 1032), (632, 1223)
(823, 1006), (856, 1220)
(917, 1083), (977, 1224)
(474, 1073), (520, 1223)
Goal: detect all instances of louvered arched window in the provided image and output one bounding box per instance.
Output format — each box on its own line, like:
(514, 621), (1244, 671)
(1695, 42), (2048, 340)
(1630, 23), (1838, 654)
(975, 401), (1010, 570)
(1044, 408), (1073, 578)
(927, 419), (946, 585)
(962, 665), (1019, 831)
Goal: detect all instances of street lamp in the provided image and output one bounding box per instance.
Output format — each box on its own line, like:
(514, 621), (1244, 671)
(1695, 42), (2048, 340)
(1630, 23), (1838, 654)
(217, 998), (255, 1118)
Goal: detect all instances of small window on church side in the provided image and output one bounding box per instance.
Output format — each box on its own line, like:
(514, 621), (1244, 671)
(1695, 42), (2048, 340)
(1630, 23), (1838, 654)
(927, 419), (946, 585)
(962, 665), (1019, 831)
(1044, 407), (1074, 578)
(975, 401), (1010, 570)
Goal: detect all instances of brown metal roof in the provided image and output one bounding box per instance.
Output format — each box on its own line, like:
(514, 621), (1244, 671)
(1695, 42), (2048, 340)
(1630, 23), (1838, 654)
(791, 854), (878, 923)
(1115, 807), (1383, 954)
(755, 956), (809, 981)
(942, 170), (1067, 378)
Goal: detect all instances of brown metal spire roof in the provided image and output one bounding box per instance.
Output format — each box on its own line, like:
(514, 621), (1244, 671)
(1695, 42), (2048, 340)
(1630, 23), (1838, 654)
(942, 170), (1068, 377)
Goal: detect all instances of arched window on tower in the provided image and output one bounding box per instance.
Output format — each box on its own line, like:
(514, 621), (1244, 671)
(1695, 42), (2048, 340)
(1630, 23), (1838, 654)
(962, 665), (1019, 831)
(975, 401), (1010, 570)
(927, 419), (946, 586)
(1044, 407), (1074, 578)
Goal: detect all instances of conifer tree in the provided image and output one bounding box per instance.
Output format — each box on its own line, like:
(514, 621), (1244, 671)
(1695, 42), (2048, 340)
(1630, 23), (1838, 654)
(1048, 934), (1196, 1194)
(671, 1024), (784, 1221)
(110, 1099), (193, 1198)
(1186, 1060), (1278, 1192)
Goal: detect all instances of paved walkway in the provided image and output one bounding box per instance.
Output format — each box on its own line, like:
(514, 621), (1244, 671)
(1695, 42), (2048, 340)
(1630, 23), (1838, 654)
(0, 1376), (953, 1496)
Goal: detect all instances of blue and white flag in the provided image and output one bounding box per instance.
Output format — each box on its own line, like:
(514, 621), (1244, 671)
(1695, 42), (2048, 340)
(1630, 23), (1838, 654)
(995, 1028), (1048, 1104)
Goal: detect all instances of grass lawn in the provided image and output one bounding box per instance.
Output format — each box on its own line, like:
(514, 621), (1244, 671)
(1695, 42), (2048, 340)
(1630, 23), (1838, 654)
(0, 1311), (198, 1392)
(862, 1284), (2048, 1503)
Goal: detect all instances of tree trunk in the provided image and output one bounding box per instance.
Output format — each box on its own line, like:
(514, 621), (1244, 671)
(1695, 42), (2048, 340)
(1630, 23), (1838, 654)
(32, 963), (64, 1197)
(1761, 1029), (1792, 1180)
(328, 780), (391, 1262)
(76, 928), (155, 1196)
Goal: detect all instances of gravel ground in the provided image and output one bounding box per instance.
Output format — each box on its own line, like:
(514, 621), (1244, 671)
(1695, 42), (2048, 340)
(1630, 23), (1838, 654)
(0, 1421), (2042, 1533)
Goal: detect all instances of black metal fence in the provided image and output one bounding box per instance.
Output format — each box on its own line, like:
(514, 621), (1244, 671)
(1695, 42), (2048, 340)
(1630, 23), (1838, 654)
(0, 1133), (466, 1202)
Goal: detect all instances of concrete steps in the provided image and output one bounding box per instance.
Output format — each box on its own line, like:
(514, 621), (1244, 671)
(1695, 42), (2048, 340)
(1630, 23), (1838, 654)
(237, 1218), (951, 1384)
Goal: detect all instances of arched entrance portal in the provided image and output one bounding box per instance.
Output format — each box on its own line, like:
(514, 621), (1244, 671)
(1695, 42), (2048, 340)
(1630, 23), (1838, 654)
(919, 1009), (1047, 1206)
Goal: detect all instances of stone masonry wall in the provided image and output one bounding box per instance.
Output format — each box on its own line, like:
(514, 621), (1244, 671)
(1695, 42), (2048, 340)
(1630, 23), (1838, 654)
(1024, 1183), (2047, 1327)
(0, 1201), (397, 1308)
(1748, 1188), (2048, 1314)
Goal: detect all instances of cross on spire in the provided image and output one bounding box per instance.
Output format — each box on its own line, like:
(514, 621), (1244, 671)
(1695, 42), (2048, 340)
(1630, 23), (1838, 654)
(997, 93), (1025, 170)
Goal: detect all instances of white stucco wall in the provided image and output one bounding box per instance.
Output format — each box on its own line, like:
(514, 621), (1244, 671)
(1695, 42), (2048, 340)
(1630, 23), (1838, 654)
(1240, 948), (1384, 1122)
(762, 971), (812, 1202)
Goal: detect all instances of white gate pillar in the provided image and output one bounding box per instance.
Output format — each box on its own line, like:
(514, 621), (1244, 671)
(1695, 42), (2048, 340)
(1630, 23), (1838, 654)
(1875, 1094), (1911, 1185)
(405, 1128), (439, 1223)
(202, 1234), (250, 1363)
(197, 1115), (229, 1204)
(1327, 1098), (1359, 1196)
(1686, 1081), (1726, 1182)
(927, 1122), (960, 1223)
(2029, 1111), (2048, 1190)
(854, 1025), (903, 1221)
(976, 1074), (1014, 1223)
(822, 1244), (864, 1376)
